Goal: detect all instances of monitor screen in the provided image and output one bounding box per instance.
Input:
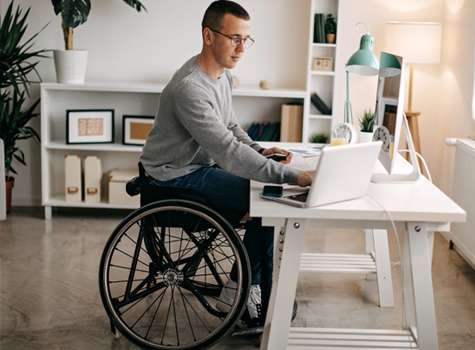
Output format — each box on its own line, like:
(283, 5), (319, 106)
(373, 52), (404, 175)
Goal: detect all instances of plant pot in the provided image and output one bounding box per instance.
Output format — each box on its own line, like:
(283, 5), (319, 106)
(53, 49), (88, 84)
(326, 33), (335, 44)
(5, 177), (14, 213)
(359, 131), (374, 143)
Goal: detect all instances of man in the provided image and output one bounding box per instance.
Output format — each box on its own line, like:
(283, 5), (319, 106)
(141, 0), (313, 329)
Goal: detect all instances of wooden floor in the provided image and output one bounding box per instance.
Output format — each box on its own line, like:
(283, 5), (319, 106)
(1, 207), (474, 350)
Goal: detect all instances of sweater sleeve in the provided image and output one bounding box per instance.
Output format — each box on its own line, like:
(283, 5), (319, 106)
(173, 82), (299, 184)
(227, 109), (262, 152)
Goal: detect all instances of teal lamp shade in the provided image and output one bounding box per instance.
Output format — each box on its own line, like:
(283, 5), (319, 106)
(346, 34), (379, 76)
(344, 24), (379, 124)
(379, 52), (401, 77)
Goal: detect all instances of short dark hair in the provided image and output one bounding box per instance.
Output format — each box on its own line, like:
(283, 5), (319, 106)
(201, 1), (250, 32)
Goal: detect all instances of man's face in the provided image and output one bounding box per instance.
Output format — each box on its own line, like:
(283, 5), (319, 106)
(210, 13), (251, 70)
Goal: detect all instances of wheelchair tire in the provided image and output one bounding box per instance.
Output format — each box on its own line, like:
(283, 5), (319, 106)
(99, 199), (251, 350)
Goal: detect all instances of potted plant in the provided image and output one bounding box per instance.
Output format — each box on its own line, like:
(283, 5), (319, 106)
(0, 1), (48, 212)
(358, 108), (375, 143)
(324, 14), (336, 44)
(309, 132), (329, 144)
(51, 0), (146, 83)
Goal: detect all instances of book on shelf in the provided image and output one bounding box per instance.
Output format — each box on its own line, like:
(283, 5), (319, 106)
(310, 92), (332, 115)
(313, 13), (325, 43)
(280, 103), (303, 142)
(247, 122), (281, 142)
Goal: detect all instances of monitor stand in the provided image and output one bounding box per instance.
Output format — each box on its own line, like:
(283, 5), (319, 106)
(371, 114), (421, 183)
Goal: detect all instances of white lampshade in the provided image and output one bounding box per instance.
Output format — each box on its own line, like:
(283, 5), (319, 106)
(385, 22), (441, 65)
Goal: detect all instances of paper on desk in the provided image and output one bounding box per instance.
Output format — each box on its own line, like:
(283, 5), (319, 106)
(289, 153), (320, 171)
(286, 147), (322, 157)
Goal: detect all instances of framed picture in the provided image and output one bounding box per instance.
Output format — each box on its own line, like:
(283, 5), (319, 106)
(312, 57), (334, 71)
(122, 115), (154, 146)
(66, 110), (114, 144)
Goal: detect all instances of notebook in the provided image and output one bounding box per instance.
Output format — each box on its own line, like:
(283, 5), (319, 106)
(260, 141), (382, 208)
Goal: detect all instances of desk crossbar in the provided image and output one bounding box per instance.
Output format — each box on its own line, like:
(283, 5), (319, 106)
(288, 327), (418, 349)
(300, 253), (377, 273)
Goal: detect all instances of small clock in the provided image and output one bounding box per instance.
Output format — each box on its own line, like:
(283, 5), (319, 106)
(332, 123), (359, 144)
(373, 126), (391, 150)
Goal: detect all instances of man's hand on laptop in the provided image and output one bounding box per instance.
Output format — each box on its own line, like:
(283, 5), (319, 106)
(261, 147), (293, 164)
(297, 170), (314, 187)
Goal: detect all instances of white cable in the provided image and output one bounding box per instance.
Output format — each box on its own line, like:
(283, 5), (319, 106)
(398, 149), (432, 183)
(367, 193), (414, 349)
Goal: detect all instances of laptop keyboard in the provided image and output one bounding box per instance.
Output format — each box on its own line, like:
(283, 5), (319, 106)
(287, 192), (308, 203)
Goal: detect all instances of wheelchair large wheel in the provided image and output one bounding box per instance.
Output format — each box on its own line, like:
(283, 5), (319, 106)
(99, 199), (251, 350)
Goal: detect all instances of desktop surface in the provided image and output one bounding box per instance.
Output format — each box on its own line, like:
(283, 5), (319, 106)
(251, 163), (466, 227)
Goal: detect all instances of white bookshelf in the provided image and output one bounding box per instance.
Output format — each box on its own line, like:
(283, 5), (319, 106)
(40, 82), (306, 218)
(303, 0), (341, 143)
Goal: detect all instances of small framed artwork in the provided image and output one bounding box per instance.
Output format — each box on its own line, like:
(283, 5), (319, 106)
(66, 110), (114, 144)
(312, 57), (334, 71)
(122, 115), (155, 146)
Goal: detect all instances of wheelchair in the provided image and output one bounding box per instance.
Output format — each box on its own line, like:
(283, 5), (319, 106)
(98, 164), (252, 350)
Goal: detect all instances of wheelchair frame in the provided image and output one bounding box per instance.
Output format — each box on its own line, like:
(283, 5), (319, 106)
(99, 172), (252, 350)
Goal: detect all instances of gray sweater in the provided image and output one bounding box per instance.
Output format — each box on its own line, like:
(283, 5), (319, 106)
(140, 55), (300, 184)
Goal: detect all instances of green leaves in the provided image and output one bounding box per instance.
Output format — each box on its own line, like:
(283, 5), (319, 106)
(51, 0), (146, 50)
(1, 1), (45, 176)
(0, 90), (40, 175)
(122, 0), (147, 12)
(0, 2), (49, 94)
(324, 14), (336, 35)
(51, 0), (91, 29)
(358, 108), (375, 132)
(51, 0), (147, 30)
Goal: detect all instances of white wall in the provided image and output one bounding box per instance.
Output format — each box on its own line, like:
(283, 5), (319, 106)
(4, 0), (310, 206)
(4, 0), (474, 205)
(437, 0), (475, 193)
(335, 0), (474, 195)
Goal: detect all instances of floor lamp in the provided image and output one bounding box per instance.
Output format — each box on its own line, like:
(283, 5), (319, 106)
(385, 22), (442, 158)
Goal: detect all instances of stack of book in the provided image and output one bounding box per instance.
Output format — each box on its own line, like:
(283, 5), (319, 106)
(313, 13), (326, 43)
(311, 92), (332, 115)
(247, 122), (281, 142)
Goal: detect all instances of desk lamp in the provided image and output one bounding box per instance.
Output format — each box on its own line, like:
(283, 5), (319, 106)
(385, 22), (441, 156)
(337, 23), (379, 144)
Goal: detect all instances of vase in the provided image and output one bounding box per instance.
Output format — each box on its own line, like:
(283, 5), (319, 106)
(5, 176), (14, 213)
(53, 49), (88, 84)
(359, 131), (374, 143)
(326, 33), (335, 44)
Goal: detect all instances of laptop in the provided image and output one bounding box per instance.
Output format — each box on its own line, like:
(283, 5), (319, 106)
(261, 141), (382, 208)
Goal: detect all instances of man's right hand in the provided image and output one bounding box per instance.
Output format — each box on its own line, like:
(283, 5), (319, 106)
(297, 170), (314, 187)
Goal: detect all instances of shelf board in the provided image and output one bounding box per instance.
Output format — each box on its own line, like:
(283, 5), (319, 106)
(44, 196), (139, 210)
(311, 43), (337, 48)
(41, 81), (167, 94)
(44, 141), (143, 152)
(232, 86), (307, 98)
(310, 71), (335, 76)
(41, 82), (306, 99)
(309, 114), (332, 120)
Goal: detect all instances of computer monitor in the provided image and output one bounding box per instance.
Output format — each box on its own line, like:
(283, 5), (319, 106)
(372, 52), (421, 182)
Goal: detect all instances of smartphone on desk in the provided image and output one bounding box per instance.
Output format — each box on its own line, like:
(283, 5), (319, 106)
(262, 185), (284, 197)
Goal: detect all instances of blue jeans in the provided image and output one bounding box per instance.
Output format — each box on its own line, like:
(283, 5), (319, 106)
(148, 165), (273, 311)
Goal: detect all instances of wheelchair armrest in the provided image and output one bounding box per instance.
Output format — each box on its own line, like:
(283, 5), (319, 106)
(126, 176), (142, 196)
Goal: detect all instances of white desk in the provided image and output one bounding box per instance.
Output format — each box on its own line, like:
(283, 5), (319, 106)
(251, 174), (466, 350)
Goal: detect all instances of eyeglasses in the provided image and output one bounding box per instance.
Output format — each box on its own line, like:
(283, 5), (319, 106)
(210, 29), (255, 49)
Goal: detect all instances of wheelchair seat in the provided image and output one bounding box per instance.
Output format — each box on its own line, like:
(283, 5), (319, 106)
(126, 163), (247, 228)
